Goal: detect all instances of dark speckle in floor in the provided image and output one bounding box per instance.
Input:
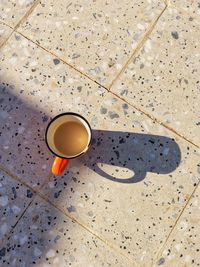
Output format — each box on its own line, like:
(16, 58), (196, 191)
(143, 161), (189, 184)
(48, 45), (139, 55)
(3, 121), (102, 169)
(67, 205), (76, 213)
(26, 189), (33, 198)
(100, 107), (107, 114)
(53, 58), (60, 65)
(157, 257), (165, 265)
(0, 247), (6, 258)
(12, 186), (17, 199)
(42, 115), (49, 122)
(171, 31), (179, 40)
(108, 111), (119, 119)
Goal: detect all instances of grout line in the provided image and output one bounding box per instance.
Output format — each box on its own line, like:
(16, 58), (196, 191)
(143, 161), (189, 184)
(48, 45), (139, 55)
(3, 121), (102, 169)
(1, 20), (108, 94)
(153, 178), (200, 265)
(0, 28), (15, 49)
(0, 1), (199, 264)
(14, 29), (200, 149)
(0, 202), (34, 247)
(0, 80), (199, 265)
(12, 199), (34, 230)
(109, 91), (200, 149)
(0, 20), (13, 29)
(8, 12), (200, 149)
(35, 190), (137, 266)
(2, 195), (36, 243)
(0, 0), (40, 50)
(108, 4), (167, 90)
(14, 30), (109, 92)
(13, 0), (40, 31)
(0, 88), (135, 264)
(0, 164), (136, 266)
(0, 168), (38, 246)
(0, 163), (52, 195)
(1, 17), (200, 158)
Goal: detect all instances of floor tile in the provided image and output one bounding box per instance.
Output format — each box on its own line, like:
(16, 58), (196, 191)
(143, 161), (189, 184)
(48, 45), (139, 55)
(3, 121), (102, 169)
(0, 169), (34, 243)
(0, 195), (133, 267)
(0, 23), (12, 47)
(0, 33), (107, 189)
(171, 0), (200, 16)
(18, 0), (165, 87)
(155, 183), (200, 267)
(41, 93), (200, 265)
(0, 0), (37, 28)
(111, 8), (200, 146)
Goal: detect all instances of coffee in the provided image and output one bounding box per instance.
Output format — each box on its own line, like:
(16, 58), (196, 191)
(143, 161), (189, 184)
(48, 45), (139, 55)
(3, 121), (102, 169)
(54, 121), (89, 157)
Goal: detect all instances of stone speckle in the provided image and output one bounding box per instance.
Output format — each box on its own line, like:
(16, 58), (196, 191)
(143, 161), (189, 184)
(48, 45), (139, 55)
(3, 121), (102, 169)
(0, 196), (133, 266)
(0, 32), (106, 188)
(0, 171), (33, 240)
(53, 58), (60, 65)
(111, 8), (200, 145)
(17, 0), (165, 86)
(67, 205), (76, 213)
(0, 247), (6, 258)
(0, 2), (200, 266)
(41, 94), (200, 265)
(157, 257), (165, 265)
(171, 31), (179, 39)
(26, 189), (33, 198)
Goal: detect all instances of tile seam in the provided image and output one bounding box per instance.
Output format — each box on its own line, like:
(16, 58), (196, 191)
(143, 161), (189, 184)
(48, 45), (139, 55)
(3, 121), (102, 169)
(109, 91), (200, 149)
(108, 3), (167, 90)
(153, 178), (200, 265)
(0, 165), (136, 266)
(10, 30), (200, 148)
(13, 0), (41, 31)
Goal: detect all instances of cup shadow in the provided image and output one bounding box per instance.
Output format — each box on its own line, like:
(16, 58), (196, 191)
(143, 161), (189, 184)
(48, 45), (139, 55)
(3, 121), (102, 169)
(83, 129), (181, 183)
(0, 81), (181, 186)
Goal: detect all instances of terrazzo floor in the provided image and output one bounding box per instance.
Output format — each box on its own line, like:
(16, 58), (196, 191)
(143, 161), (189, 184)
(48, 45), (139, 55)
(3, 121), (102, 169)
(0, 0), (200, 266)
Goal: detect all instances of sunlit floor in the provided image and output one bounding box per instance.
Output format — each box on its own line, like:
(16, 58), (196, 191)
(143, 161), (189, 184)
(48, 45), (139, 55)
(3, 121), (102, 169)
(0, 0), (200, 266)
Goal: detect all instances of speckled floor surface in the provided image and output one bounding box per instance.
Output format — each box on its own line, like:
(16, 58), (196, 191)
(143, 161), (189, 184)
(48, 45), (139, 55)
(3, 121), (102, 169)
(0, 0), (200, 266)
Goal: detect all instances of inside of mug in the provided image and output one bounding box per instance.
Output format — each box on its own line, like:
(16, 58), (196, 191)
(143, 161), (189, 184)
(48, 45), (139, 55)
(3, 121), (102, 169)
(46, 114), (91, 158)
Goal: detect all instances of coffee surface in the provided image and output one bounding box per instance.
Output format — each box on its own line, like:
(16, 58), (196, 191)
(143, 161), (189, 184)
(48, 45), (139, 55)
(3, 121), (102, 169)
(54, 121), (88, 157)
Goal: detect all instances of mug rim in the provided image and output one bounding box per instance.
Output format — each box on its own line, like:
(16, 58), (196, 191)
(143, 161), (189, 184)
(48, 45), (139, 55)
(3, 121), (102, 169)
(45, 112), (92, 159)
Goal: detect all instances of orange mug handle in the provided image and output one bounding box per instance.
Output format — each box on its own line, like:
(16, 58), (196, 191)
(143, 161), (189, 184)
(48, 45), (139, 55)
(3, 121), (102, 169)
(52, 157), (69, 176)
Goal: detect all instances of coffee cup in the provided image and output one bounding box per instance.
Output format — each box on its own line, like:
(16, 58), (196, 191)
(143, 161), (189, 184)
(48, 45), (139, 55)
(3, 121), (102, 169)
(45, 112), (92, 175)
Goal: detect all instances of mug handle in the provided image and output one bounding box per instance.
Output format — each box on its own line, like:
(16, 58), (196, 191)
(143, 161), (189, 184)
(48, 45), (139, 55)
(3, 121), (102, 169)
(52, 157), (69, 175)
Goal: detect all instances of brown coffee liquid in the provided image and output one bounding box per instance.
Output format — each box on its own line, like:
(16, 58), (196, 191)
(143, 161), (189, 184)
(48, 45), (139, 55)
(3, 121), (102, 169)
(54, 121), (89, 157)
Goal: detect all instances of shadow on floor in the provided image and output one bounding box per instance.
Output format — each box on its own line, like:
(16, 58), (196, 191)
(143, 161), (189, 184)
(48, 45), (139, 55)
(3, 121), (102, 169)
(0, 81), (181, 185)
(84, 129), (181, 183)
(0, 82), (181, 266)
(0, 82), (52, 187)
